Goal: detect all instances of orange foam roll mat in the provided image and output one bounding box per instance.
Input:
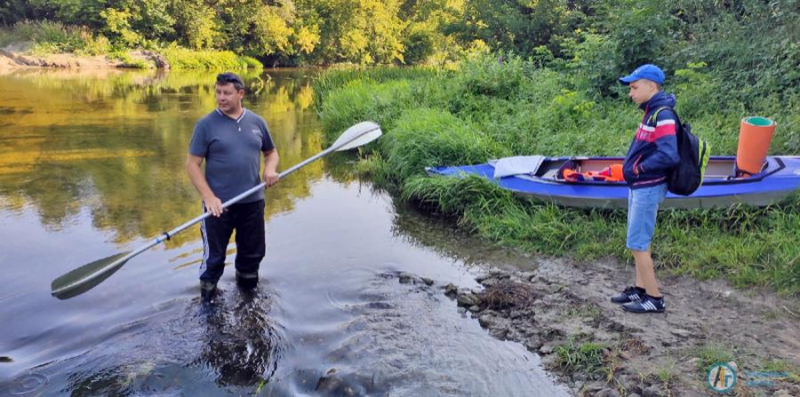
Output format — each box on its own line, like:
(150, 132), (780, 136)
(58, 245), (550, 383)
(736, 116), (776, 177)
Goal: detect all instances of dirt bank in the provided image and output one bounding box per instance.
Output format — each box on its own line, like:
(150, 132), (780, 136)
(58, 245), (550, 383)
(395, 257), (799, 397)
(0, 43), (166, 70)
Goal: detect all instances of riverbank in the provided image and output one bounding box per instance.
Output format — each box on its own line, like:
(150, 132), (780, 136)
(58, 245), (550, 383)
(314, 58), (800, 394)
(395, 257), (799, 397)
(0, 43), (164, 70)
(0, 42), (260, 71)
(315, 59), (800, 295)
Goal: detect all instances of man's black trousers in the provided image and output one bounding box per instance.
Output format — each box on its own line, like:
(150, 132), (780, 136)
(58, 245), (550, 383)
(199, 200), (265, 283)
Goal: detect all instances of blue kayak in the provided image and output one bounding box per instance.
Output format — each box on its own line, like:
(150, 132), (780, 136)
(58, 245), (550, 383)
(426, 156), (800, 209)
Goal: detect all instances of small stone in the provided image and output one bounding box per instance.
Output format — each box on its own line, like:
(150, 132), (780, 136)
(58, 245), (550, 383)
(585, 382), (604, 393)
(478, 314), (496, 328)
(444, 283), (457, 295)
(398, 273), (413, 284)
(476, 274), (492, 282)
(519, 271), (536, 281)
(641, 386), (663, 397)
(620, 374), (642, 394)
(772, 390), (793, 397)
(457, 307), (467, 315)
(539, 343), (554, 355)
(541, 353), (558, 368)
(457, 293), (481, 307)
(525, 337), (543, 351)
(596, 388), (621, 397)
(422, 277), (434, 286)
(670, 328), (691, 337)
(468, 305), (482, 313)
(573, 381), (584, 392)
(481, 278), (499, 287)
(489, 327), (508, 339)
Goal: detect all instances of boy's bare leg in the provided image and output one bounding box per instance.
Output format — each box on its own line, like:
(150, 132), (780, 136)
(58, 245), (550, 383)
(635, 258), (645, 289)
(632, 249), (661, 297)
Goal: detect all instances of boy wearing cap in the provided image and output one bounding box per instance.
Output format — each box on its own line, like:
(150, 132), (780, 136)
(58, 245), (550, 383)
(186, 72), (280, 300)
(611, 64), (680, 313)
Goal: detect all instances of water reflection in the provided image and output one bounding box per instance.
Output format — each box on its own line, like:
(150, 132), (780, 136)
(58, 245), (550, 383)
(0, 69), (569, 396)
(198, 288), (281, 389)
(0, 68), (323, 246)
(34, 287), (285, 396)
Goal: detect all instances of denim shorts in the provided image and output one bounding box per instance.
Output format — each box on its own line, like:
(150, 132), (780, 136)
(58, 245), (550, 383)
(626, 183), (668, 251)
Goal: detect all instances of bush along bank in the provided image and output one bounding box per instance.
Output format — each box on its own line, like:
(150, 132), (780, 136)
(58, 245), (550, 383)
(315, 55), (799, 296)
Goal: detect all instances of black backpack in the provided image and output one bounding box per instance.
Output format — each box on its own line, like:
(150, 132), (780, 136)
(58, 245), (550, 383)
(650, 107), (711, 196)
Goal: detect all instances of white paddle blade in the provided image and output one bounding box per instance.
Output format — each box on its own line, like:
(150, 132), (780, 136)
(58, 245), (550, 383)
(332, 121), (382, 151)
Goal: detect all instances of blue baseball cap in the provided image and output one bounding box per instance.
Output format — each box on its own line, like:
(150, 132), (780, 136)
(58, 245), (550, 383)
(619, 64), (665, 85)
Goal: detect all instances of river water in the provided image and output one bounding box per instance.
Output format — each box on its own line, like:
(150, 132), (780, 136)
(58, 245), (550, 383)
(0, 68), (568, 396)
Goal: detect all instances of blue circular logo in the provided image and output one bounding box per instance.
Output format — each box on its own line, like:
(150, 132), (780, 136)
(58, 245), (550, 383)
(706, 362), (737, 393)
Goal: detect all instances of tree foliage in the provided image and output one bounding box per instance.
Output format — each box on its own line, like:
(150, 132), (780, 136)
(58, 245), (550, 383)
(0, 0), (796, 96)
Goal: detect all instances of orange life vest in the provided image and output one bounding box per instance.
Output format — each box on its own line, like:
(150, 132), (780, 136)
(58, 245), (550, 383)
(562, 164), (624, 182)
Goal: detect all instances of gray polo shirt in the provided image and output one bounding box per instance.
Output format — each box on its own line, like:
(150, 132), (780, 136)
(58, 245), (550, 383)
(189, 108), (275, 203)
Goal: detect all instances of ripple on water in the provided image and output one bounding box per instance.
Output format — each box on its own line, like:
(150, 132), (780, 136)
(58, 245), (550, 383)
(4, 372), (48, 396)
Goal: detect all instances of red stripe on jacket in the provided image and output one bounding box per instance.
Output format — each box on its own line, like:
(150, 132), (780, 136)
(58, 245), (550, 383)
(635, 120), (676, 142)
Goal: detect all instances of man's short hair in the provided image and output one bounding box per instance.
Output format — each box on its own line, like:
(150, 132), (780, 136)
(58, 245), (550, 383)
(216, 72), (245, 91)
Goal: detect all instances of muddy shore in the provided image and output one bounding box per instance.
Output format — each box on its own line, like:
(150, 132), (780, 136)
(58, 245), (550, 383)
(394, 257), (799, 397)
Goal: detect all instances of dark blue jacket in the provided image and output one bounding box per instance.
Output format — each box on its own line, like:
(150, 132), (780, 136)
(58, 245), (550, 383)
(623, 91), (681, 189)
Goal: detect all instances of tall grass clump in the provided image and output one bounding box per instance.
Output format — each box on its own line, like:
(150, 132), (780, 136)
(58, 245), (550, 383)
(380, 108), (509, 182)
(319, 79), (419, 141)
(314, 65), (441, 105)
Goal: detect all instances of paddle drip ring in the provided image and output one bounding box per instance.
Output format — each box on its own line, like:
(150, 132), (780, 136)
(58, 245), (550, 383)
(8, 373), (48, 396)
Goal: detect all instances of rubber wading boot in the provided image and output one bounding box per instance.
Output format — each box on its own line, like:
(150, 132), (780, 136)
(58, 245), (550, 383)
(236, 271), (258, 290)
(200, 281), (217, 301)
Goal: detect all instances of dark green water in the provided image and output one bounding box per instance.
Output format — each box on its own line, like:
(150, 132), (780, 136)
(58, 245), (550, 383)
(0, 68), (567, 396)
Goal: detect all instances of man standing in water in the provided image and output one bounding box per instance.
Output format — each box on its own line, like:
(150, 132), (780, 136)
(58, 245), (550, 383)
(611, 64), (679, 313)
(186, 72), (280, 301)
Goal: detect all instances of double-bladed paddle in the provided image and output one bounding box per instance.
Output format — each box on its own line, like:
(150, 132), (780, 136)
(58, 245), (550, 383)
(51, 121), (382, 300)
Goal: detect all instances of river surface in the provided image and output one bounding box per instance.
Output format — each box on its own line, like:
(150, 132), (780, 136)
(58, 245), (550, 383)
(0, 68), (568, 396)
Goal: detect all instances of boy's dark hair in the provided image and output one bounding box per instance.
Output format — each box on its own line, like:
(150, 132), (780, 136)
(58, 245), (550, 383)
(216, 72), (244, 91)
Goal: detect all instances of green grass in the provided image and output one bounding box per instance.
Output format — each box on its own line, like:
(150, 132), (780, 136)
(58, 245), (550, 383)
(561, 304), (602, 320)
(693, 343), (736, 371)
(554, 338), (607, 376)
(757, 359), (800, 383)
(313, 65), (441, 106)
(315, 56), (800, 295)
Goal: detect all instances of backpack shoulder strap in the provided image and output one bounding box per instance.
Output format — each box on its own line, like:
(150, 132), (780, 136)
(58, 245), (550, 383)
(648, 106), (678, 125)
